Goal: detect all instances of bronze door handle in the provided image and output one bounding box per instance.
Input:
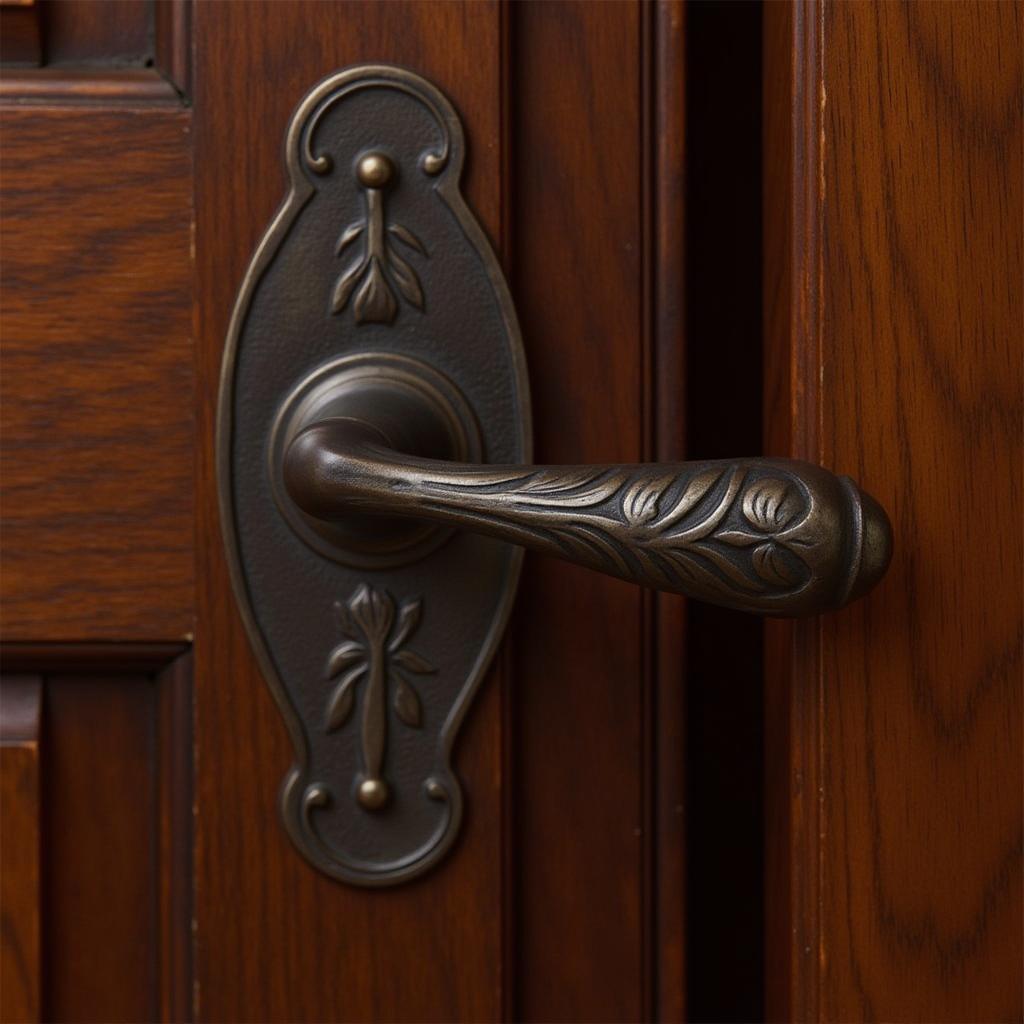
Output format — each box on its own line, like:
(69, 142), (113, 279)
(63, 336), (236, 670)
(280, 390), (891, 619)
(221, 65), (894, 884)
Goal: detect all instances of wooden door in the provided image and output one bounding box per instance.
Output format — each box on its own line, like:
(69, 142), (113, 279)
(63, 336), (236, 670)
(0, 2), (1019, 1022)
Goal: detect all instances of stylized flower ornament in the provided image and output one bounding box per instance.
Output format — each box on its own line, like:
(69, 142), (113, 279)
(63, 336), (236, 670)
(431, 466), (812, 599)
(332, 219), (426, 325)
(741, 477), (800, 532)
(330, 152), (428, 325)
(323, 583), (435, 809)
(717, 477), (802, 585)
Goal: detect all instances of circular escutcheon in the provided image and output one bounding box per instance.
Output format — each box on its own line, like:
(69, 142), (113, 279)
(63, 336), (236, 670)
(268, 352), (482, 569)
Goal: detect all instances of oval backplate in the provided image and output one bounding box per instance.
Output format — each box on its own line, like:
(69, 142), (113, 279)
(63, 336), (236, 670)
(218, 65), (530, 886)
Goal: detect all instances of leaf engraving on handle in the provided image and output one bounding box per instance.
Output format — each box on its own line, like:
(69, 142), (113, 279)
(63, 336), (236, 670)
(657, 468), (722, 530)
(622, 474), (673, 526)
(419, 468), (813, 603)
(742, 477), (800, 532)
(752, 542), (799, 586)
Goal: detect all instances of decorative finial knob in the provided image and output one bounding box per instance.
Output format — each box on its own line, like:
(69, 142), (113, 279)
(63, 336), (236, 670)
(356, 152), (394, 189)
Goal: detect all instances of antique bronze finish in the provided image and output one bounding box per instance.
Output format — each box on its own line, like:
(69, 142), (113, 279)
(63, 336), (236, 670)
(280, 375), (891, 617)
(268, 352), (482, 568)
(219, 65), (529, 886)
(220, 65), (892, 887)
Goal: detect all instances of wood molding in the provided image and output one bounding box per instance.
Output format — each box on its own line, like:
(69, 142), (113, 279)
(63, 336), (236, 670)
(649, 2), (687, 1020)
(763, 2), (824, 1019)
(0, 2), (42, 67)
(0, 68), (181, 105)
(0, 676), (42, 1024)
(0, 103), (194, 641)
(154, 0), (192, 100)
(0, 643), (188, 674)
(764, 2), (1022, 1018)
(0, 652), (194, 1020)
(157, 652), (194, 1023)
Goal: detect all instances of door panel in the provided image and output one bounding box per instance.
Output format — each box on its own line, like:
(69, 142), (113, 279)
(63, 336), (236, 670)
(0, 105), (193, 641)
(1, 10), (196, 1023)
(1, 2), (1019, 1022)
(511, 5), (679, 1020)
(0, 677), (41, 1024)
(0, 649), (191, 1023)
(192, 4), (506, 1020)
(191, 2), (686, 1019)
(764, 2), (1022, 1019)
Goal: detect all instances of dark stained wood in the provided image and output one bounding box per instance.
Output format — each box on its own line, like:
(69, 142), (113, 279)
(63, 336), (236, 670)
(1, 0), (158, 71)
(650, 3), (687, 1019)
(191, 4), (506, 1020)
(0, 67), (180, 103)
(0, 676), (42, 1024)
(41, 0), (151, 67)
(1, 652), (191, 1024)
(762, 2), (821, 1019)
(191, 3), (688, 1019)
(510, 3), (649, 1019)
(0, 105), (194, 642)
(764, 2), (1023, 1019)
(43, 672), (158, 1022)
(154, 0), (191, 97)
(0, 1), (42, 67)
(156, 651), (193, 1024)
(1, 642), (187, 673)
(5, 4), (1013, 1021)
(0, 67), (179, 101)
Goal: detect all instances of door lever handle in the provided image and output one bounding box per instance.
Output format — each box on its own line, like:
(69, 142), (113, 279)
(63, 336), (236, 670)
(221, 64), (894, 885)
(283, 408), (891, 618)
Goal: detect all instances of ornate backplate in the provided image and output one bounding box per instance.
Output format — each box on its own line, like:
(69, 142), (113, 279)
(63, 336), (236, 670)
(218, 65), (530, 885)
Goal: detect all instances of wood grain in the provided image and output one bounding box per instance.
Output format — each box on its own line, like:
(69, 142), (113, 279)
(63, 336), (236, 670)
(650, 3), (688, 1019)
(765, 2), (1023, 1019)
(157, 651), (193, 1024)
(0, 106), (194, 641)
(191, 4), (506, 1020)
(154, 0), (191, 98)
(0, 653), (191, 1023)
(510, 3), (652, 1019)
(0, 642), (187, 673)
(192, 3), (688, 1019)
(763, 2), (823, 1019)
(42, 0), (151, 67)
(0, 676), (42, 1024)
(0, 68), (180, 104)
(40, 670), (176, 1023)
(0, 2), (42, 66)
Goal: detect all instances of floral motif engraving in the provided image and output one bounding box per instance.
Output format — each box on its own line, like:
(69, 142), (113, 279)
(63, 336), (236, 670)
(332, 215), (426, 324)
(419, 466), (815, 603)
(324, 583), (435, 810)
(331, 153), (428, 325)
(717, 477), (804, 586)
